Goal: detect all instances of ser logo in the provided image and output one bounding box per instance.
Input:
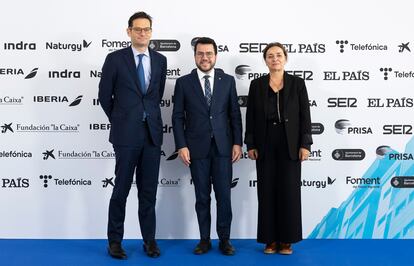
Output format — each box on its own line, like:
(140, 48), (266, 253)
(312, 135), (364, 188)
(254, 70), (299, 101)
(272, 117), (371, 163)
(382, 125), (412, 135)
(327, 97), (357, 108)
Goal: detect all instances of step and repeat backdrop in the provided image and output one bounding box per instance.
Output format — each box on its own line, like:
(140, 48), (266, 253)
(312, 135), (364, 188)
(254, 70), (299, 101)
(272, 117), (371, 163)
(1, 0), (413, 239)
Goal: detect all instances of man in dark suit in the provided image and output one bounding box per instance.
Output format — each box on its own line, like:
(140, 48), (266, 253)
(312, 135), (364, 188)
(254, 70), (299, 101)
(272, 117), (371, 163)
(98, 11), (167, 259)
(172, 37), (242, 256)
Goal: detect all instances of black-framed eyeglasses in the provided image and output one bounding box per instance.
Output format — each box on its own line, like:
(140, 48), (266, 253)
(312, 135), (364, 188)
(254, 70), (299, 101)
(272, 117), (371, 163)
(130, 27), (152, 34)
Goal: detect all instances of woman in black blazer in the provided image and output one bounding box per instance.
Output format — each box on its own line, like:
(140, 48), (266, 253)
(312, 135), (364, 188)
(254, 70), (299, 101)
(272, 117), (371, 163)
(244, 42), (312, 255)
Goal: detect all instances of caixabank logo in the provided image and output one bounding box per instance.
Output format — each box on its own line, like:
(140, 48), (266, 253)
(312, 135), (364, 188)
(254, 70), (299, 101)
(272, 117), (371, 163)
(335, 40), (388, 53)
(345, 175), (380, 189)
(45, 40), (91, 52)
(334, 119), (373, 135)
(332, 149), (365, 161)
(234, 65), (313, 81)
(3, 41), (36, 50)
(301, 176), (336, 189)
(398, 42), (410, 53)
(149, 40), (180, 52)
(0, 96), (24, 106)
(191, 37), (229, 52)
(380, 67), (414, 81)
(1, 177), (29, 188)
(33, 95), (83, 107)
(238, 42), (325, 54)
(0, 67), (39, 79)
(1, 122), (80, 134)
(42, 149), (115, 160)
(39, 174), (92, 188)
(0, 150), (32, 159)
(102, 177), (115, 188)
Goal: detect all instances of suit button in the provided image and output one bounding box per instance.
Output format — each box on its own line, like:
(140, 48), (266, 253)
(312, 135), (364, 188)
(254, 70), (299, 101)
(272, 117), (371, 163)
(285, 119), (289, 122)
(210, 116), (212, 119)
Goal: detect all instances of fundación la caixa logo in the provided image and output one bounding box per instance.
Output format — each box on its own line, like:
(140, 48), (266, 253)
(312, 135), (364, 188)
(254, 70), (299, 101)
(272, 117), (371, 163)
(42, 148), (115, 160)
(1, 122), (80, 134)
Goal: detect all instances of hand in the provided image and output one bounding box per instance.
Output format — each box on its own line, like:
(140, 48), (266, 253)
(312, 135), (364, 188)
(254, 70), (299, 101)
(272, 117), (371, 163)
(232, 145), (242, 163)
(178, 147), (191, 166)
(299, 147), (310, 161)
(248, 149), (258, 160)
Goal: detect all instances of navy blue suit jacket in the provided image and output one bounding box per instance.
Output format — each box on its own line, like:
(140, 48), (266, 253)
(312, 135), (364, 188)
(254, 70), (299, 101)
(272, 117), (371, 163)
(98, 47), (167, 147)
(172, 69), (242, 159)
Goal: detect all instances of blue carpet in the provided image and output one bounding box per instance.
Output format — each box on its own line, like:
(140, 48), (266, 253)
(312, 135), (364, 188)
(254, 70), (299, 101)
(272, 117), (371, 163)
(0, 239), (413, 266)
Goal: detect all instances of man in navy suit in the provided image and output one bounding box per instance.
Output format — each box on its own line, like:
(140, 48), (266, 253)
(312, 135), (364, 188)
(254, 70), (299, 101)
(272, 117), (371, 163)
(172, 37), (242, 256)
(98, 11), (167, 259)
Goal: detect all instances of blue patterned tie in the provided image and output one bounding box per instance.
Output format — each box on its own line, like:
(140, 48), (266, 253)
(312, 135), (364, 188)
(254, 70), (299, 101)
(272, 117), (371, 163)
(204, 75), (212, 107)
(137, 54), (146, 94)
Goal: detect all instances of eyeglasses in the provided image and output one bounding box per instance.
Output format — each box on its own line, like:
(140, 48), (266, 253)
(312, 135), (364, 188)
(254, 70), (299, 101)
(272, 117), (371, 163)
(130, 27), (152, 34)
(196, 52), (215, 58)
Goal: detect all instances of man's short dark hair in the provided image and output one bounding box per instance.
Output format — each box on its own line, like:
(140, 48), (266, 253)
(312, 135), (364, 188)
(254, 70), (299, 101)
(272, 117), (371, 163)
(194, 37), (218, 55)
(128, 12), (152, 28)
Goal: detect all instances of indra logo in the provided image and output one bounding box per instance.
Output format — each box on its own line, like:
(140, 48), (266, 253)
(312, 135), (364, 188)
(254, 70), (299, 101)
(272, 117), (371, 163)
(48, 69), (81, 79)
(311, 123), (324, 135)
(391, 176), (414, 188)
(3, 41), (36, 50)
(301, 176), (336, 189)
(33, 95), (83, 107)
(191, 37), (229, 52)
(398, 42), (410, 53)
(1, 178), (29, 188)
(334, 119), (372, 135)
(336, 40), (348, 53)
(45, 40), (91, 52)
(39, 174), (92, 188)
(149, 40), (181, 52)
(332, 149), (365, 161)
(39, 175), (53, 188)
(376, 145), (392, 158)
(42, 149), (56, 160)
(102, 177), (115, 188)
(0, 67), (38, 79)
(1, 123), (13, 133)
(379, 67), (392, 80)
(235, 65), (252, 80)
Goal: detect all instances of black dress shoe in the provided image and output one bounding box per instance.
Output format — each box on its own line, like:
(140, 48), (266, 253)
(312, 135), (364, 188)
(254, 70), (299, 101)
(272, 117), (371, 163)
(108, 242), (127, 259)
(143, 240), (161, 258)
(219, 239), (235, 256)
(193, 238), (212, 255)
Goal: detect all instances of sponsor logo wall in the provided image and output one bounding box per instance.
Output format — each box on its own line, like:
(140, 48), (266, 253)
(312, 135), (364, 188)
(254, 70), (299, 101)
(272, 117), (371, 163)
(1, 0), (413, 239)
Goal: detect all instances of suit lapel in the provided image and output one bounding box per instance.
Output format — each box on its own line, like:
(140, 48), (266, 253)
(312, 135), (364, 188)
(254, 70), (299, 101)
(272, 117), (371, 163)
(147, 48), (158, 95)
(190, 69), (209, 110)
(121, 47), (142, 96)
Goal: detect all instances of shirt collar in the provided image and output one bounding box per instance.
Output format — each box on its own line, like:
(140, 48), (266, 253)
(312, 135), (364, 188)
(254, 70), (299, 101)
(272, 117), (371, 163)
(197, 68), (215, 81)
(131, 46), (150, 58)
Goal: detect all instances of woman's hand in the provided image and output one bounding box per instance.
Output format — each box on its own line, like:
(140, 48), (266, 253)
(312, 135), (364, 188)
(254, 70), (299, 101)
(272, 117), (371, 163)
(248, 149), (259, 160)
